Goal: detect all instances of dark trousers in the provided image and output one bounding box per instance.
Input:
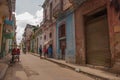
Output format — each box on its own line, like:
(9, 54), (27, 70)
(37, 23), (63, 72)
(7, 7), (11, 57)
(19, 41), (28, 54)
(11, 55), (15, 63)
(39, 52), (42, 57)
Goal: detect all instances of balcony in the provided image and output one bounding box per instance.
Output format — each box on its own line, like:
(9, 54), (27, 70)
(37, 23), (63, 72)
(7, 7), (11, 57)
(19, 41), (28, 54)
(53, 3), (63, 18)
(69, 0), (86, 7)
(40, 21), (44, 26)
(43, 16), (49, 23)
(42, 16), (51, 26)
(11, 0), (16, 12)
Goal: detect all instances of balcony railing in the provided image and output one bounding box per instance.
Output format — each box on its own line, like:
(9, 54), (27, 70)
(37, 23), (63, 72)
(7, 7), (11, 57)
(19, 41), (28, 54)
(53, 3), (63, 18)
(42, 15), (52, 25)
(40, 21), (44, 26)
(69, 0), (86, 7)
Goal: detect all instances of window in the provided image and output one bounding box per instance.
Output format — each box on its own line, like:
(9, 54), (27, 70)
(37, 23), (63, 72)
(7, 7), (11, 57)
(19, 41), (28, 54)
(44, 35), (46, 40)
(59, 24), (66, 38)
(50, 2), (53, 20)
(49, 32), (52, 38)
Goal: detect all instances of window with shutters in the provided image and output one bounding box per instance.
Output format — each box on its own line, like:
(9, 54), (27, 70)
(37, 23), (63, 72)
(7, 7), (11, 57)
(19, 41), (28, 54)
(59, 24), (66, 38)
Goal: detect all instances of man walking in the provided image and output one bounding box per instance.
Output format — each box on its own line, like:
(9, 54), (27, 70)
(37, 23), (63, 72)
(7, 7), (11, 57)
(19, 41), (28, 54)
(39, 45), (42, 59)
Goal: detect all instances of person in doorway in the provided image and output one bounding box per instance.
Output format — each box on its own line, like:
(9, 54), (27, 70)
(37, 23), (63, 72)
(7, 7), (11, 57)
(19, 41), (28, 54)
(48, 45), (53, 58)
(16, 48), (20, 62)
(39, 45), (42, 59)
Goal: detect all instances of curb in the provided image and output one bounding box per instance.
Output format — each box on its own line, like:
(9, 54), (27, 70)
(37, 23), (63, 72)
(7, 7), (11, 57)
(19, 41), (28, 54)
(0, 64), (8, 80)
(45, 58), (75, 70)
(45, 58), (108, 80)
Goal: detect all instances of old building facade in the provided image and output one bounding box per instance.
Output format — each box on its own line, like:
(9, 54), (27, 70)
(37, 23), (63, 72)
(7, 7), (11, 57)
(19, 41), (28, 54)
(0, 0), (16, 57)
(41, 0), (120, 72)
(24, 24), (36, 52)
(41, 0), (76, 62)
(69, 0), (120, 72)
(52, 0), (76, 63)
(42, 0), (57, 58)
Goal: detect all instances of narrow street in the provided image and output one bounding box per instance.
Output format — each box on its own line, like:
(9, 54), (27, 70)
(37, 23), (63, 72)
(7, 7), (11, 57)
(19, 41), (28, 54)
(4, 53), (95, 80)
(0, 0), (120, 80)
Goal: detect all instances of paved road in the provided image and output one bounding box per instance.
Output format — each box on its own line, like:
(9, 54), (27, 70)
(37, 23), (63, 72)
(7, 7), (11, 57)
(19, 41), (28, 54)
(4, 53), (95, 80)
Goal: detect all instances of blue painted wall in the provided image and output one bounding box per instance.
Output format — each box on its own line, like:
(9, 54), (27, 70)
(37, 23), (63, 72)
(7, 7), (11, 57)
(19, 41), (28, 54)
(56, 12), (76, 63)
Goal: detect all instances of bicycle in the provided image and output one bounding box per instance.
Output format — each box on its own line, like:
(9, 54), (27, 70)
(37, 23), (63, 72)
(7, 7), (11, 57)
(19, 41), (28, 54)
(9, 55), (19, 66)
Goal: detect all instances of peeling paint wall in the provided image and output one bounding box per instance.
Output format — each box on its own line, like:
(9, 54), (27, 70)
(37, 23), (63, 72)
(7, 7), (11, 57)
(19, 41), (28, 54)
(56, 13), (76, 63)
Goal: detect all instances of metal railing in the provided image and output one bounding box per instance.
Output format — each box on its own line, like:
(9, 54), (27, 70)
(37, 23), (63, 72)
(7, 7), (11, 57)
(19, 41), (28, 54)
(53, 3), (63, 18)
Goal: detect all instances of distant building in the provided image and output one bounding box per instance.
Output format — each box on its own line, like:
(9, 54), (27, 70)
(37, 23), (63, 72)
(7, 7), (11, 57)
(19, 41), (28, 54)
(23, 24), (36, 52)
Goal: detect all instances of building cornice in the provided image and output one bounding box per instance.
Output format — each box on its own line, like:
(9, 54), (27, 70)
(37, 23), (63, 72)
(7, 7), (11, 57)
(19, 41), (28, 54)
(42, 0), (49, 8)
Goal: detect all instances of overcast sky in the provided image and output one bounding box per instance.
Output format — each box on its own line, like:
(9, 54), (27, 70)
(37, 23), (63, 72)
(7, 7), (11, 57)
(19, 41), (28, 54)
(16, 0), (45, 45)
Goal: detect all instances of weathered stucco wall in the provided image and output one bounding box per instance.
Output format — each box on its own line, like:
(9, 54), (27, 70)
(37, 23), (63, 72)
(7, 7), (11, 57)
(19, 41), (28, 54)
(75, 0), (120, 69)
(56, 13), (76, 63)
(74, 0), (113, 65)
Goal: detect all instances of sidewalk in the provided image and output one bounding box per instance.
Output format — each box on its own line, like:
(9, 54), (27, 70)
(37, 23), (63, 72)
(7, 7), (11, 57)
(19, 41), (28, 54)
(0, 54), (11, 80)
(31, 53), (120, 80)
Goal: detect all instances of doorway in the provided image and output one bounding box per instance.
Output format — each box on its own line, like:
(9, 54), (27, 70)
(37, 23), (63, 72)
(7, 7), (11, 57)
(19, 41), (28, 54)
(85, 9), (111, 66)
(59, 24), (66, 60)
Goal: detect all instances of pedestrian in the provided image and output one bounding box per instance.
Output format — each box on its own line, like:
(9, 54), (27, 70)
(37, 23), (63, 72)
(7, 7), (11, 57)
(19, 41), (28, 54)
(23, 47), (26, 54)
(48, 45), (53, 58)
(11, 47), (17, 63)
(16, 47), (20, 62)
(39, 45), (42, 59)
(43, 46), (47, 58)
